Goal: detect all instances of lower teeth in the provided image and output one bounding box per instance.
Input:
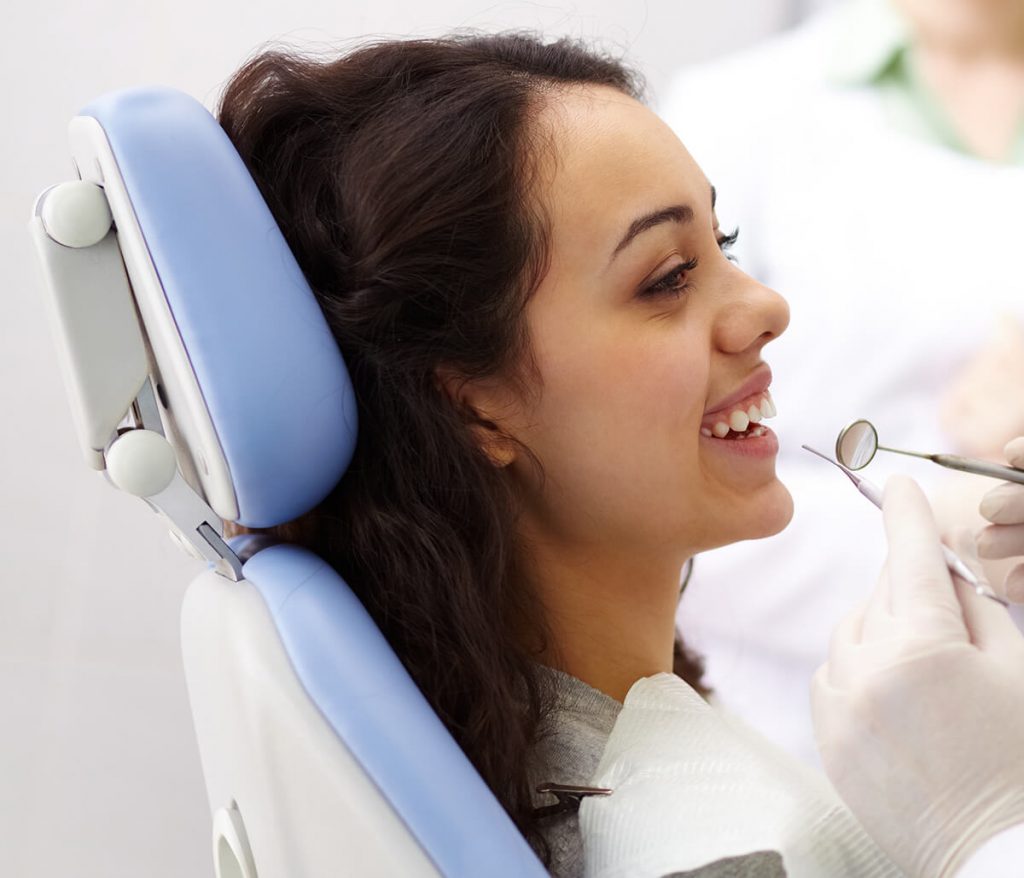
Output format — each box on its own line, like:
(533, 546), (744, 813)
(732, 425), (766, 440)
(702, 425), (768, 439)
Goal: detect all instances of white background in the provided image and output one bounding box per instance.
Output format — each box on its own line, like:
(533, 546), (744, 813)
(2, 1), (829, 875)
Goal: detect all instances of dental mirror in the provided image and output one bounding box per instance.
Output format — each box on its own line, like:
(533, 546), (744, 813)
(835, 419), (882, 469)
(835, 418), (1024, 485)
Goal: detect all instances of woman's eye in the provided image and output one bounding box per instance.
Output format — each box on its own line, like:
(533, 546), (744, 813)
(717, 227), (739, 261)
(641, 257), (698, 298)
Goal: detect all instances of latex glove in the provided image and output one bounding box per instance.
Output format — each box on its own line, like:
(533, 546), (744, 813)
(811, 475), (1024, 878)
(977, 436), (1024, 602)
(939, 315), (1024, 459)
(931, 472), (1022, 600)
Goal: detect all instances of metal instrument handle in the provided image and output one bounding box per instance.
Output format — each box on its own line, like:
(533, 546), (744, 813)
(932, 455), (1024, 486)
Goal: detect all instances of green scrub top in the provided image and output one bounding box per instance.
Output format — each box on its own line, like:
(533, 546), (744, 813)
(826, 0), (1024, 164)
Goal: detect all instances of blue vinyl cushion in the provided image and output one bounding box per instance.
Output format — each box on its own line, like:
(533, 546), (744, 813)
(239, 540), (548, 877)
(78, 86), (357, 528)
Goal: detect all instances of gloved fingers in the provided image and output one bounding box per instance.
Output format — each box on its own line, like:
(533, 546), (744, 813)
(809, 661), (869, 769)
(823, 601), (866, 689)
(977, 523), (1024, 559)
(979, 483), (1024, 526)
(809, 663), (844, 754)
(883, 476), (969, 641)
(950, 575), (1024, 654)
(859, 566), (897, 643)
(1004, 561), (1024, 604)
(947, 528), (1022, 650)
(949, 526), (990, 589)
(1002, 436), (1024, 469)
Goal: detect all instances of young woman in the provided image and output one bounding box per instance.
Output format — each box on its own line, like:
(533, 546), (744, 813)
(216, 33), (805, 876)
(214, 29), (1024, 878)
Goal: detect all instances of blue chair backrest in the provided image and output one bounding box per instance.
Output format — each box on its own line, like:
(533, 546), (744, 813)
(75, 85), (548, 878)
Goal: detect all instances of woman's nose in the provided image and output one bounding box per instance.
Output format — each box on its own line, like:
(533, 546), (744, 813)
(713, 271), (790, 354)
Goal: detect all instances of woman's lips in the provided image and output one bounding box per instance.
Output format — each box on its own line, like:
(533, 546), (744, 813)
(704, 364), (772, 417)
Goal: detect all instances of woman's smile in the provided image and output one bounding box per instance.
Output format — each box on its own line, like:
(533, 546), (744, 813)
(699, 363), (781, 459)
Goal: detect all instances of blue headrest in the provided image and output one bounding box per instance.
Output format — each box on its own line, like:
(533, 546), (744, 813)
(78, 86), (357, 528)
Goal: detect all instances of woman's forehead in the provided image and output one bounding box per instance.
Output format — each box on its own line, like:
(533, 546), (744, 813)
(534, 85), (709, 263)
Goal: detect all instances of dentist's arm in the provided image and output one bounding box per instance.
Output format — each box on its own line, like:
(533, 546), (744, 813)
(811, 476), (1024, 878)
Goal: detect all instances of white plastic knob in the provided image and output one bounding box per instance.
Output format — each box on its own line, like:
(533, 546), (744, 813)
(105, 429), (178, 497)
(40, 180), (113, 248)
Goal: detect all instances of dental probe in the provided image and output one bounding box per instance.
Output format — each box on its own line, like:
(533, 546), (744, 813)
(802, 444), (1009, 608)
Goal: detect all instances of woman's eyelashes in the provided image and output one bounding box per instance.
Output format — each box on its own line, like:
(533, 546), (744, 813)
(638, 227), (741, 300)
(641, 257), (698, 298)
(717, 227), (739, 262)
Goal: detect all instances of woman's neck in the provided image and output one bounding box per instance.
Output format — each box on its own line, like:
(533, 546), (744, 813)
(523, 537), (686, 703)
(907, 8), (1024, 161)
(905, 0), (1024, 59)
(914, 42), (1024, 161)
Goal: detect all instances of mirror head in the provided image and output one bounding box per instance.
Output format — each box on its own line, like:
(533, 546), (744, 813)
(835, 419), (879, 470)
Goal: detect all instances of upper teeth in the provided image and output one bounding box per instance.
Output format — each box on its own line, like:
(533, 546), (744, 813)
(701, 392), (777, 438)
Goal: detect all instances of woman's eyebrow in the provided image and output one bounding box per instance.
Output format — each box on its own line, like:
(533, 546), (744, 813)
(610, 204), (694, 262)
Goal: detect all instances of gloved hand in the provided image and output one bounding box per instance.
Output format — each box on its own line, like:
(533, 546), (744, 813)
(811, 475), (1024, 878)
(939, 316), (1024, 460)
(977, 436), (1024, 602)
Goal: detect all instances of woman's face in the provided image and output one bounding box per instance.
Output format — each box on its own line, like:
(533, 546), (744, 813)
(496, 85), (793, 563)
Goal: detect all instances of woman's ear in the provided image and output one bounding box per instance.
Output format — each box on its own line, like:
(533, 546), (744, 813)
(435, 366), (520, 468)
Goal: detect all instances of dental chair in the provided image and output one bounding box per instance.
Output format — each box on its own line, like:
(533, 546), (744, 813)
(28, 85), (549, 878)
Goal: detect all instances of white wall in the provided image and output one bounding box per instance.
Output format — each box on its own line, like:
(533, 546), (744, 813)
(1, 1), (829, 875)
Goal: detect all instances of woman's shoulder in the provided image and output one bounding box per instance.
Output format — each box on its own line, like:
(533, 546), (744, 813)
(528, 667), (623, 878)
(528, 666), (622, 794)
(528, 669), (788, 878)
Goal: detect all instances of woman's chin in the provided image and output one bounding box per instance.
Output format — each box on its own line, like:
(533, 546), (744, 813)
(715, 481), (794, 547)
(758, 481), (795, 537)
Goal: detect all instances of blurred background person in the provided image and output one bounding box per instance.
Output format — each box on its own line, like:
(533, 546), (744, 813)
(661, 0), (1024, 768)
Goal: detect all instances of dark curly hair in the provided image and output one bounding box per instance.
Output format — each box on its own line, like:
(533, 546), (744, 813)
(217, 32), (708, 862)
